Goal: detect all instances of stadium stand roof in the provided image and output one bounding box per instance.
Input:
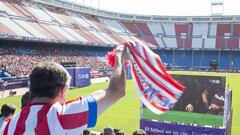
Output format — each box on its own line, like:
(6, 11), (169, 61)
(30, 0), (240, 23)
(0, 0), (240, 50)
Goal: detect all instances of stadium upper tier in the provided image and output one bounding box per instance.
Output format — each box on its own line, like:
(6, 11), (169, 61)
(1, 0), (240, 49)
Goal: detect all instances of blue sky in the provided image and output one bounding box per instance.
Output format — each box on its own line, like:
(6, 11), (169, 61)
(68, 0), (240, 16)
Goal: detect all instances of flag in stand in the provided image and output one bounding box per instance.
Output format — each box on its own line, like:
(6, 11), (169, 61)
(107, 41), (185, 114)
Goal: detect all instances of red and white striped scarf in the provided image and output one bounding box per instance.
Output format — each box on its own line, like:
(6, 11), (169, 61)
(108, 41), (185, 114)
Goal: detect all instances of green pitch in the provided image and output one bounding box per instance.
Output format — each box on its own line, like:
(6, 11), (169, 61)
(0, 72), (239, 135)
(143, 109), (223, 127)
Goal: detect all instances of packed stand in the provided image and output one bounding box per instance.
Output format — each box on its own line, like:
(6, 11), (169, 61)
(0, 45), (109, 77)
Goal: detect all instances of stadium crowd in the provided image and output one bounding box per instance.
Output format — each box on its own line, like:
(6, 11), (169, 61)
(0, 45), (109, 77)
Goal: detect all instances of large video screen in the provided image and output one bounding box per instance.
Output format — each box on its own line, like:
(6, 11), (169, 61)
(141, 74), (226, 127)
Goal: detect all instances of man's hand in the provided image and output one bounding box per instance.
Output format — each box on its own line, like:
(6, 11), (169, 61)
(209, 104), (221, 111)
(185, 104), (194, 112)
(202, 90), (209, 109)
(116, 45), (130, 65)
(91, 45), (129, 116)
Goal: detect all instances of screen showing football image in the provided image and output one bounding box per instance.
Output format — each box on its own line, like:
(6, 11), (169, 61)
(141, 74), (226, 127)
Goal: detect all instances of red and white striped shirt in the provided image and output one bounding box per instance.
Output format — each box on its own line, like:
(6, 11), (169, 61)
(0, 95), (97, 135)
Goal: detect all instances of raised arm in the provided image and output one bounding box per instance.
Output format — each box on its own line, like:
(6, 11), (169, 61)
(91, 45), (128, 116)
(202, 90), (209, 109)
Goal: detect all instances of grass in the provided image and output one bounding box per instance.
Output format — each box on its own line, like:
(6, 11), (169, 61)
(143, 109), (223, 127)
(0, 72), (239, 135)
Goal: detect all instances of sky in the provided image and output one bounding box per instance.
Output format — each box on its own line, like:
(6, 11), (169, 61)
(68, 0), (240, 16)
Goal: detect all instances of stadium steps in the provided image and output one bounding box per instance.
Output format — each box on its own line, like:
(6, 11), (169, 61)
(22, 3), (53, 22)
(0, 19), (15, 35)
(121, 21), (141, 34)
(120, 21), (154, 47)
(40, 9), (81, 41)
(192, 38), (203, 48)
(207, 22), (211, 37)
(59, 26), (80, 41)
(86, 16), (124, 43)
(160, 36), (167, 48)
(160, 24), (167, 36)
(58, 12), (101, 43)
(14, 19), (48, 38)
(9, 0), (37, 20)
(41, 7), (61, 25)
(10, 18), (35, 37)
(0, 1), (18, 16)
(201, 38), (205, 49)
(61, 26), (88, 42)
(133, 23), (154, 47)
(146, 23), (166, 48)
(16, 3), (59, 39)
(0, 16), (32, 37)
(227, 24), (240, 49)
(135, 22), (159, 46)
(99, 18), (127, 34)
(39, 8), (71, 40)
(216, 24), (231, 49)
(174, 24), (193, 48)
(28, 21), (59, 39)
(97, 18), (125, 43)
(81, 15), (115, 44)
(70, 14), (105, 43)
(116, 21), (137, 42)
(41, 23), (69, 40)
(1, 0), (26, 17)
(39, 8), (85, 41)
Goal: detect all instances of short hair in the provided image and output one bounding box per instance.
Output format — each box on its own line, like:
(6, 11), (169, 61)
(29, 61), (70, 99)
(0, 104), (16, 117)
(21, 91), (31, 109)
(133, 129), (147, 135)
(83, 129), (91, 135)
(103, 126), (115, 135)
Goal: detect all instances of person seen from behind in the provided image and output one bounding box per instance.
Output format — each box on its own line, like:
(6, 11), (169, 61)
(0, 45), (129, 134)
(0, 104), (16, 128)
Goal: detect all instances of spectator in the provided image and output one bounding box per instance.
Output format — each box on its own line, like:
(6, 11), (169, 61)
(208, 89), (225, 115)
(83, 129), (91, 135)
(171, 76), (205, 113)
(0, 104), (16, 128)
(133, 129), (147, 135)
(202, 79), (225, 115)
(0, 45), (110, 77)
(103, 126), (115, 135)
(0, 45), (129, 134)
(21, 91), (31, 109)
(115, 130), (124, 135)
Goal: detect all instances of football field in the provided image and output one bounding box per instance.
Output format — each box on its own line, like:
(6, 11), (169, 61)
(143, 109), (224, 127)
(0, 71), (239, 135)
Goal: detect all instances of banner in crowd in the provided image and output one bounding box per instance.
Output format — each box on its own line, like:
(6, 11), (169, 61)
(66, 67), (91, 88)
(0, 79), (28, 91)
(140, 119), (225, 135)
(140, 74), (228, 134)
(75, 67), (91, 88)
